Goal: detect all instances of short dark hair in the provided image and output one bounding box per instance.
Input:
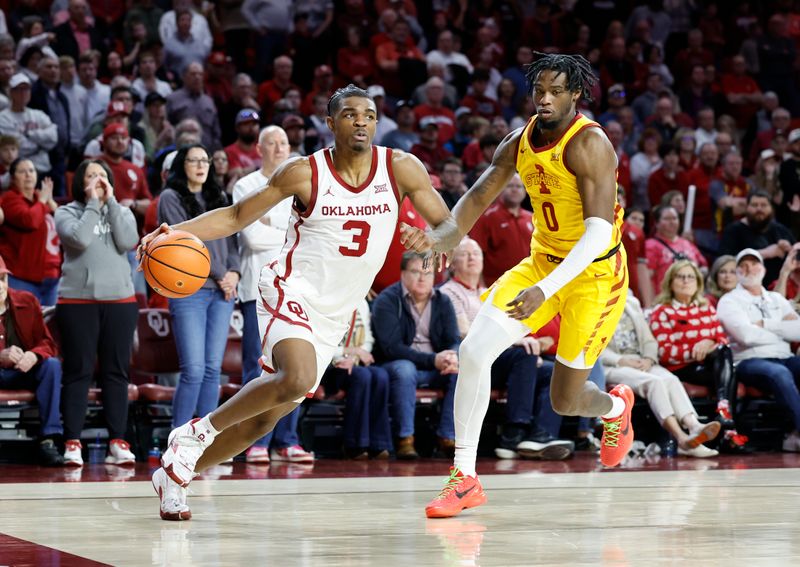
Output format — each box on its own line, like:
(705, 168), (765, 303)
(9, 157), (34, 179)
(401, 251), (427, 270)
(525, 51), (597, 102)
(71, 159), (114, 204)
(652, 204), (677, 223)
(479, 134), (502, 149)
(658, 142), (677, 159)
(327, 84), (371, 116)
(747, 189), (772, 204)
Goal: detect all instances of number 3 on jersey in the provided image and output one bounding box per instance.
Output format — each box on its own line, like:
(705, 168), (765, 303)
(339, 220), (371, 257)
(535, 164), (559, 232)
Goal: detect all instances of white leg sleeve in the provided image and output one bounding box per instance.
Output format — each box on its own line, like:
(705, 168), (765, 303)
(453, 293), (529, 477)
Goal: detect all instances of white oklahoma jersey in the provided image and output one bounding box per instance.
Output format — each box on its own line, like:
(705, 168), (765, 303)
(257, 145), (401, 398)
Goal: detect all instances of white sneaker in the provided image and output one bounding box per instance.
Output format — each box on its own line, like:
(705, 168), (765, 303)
(162, 418), (216, 487)
(270, 445), (314, 464)
(105, 439), (136, 465)
(782, 432), (800, 452)
(246, 446), (270, 464)
(678, 444), (719, 458)
(64, 439), (83, 467)
(152, 467), (191, 521)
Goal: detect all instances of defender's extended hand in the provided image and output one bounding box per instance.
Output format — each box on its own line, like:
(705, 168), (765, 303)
(137, 223), (172, 266)
(506, 286), (545, 321)
(399, 222), (433, 252)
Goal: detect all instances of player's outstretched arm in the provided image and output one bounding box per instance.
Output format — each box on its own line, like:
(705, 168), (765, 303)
(396, 130), (522, 254)
(138, 158), (310, 257)
(432, 129), (521, 252)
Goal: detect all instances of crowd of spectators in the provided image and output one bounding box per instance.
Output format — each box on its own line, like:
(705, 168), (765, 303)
(3, 0), (800, 465)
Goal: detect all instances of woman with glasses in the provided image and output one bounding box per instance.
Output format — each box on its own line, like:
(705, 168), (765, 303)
(157, 144), (241, 428)
(649, 260), (748, 453)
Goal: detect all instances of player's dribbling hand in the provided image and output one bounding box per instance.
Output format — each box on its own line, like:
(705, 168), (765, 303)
(399, 223), (450, 271)
(136, 223), (172, 266)
(506, 286), (545, 320)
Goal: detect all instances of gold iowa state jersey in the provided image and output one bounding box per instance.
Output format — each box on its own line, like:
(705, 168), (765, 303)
(516, 113), (623, 258)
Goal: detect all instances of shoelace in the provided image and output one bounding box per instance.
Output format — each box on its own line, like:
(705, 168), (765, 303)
(435, 468), (464, 500)
(602, 418), (621, 448)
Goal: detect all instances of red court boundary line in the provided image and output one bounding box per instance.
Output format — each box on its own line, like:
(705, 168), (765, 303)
(0, 532), (112, 566)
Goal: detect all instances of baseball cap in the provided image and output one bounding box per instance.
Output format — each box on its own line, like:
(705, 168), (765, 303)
(315, 64), (332, 77)
(9, 73), (31, 89)
(735, 248), (764, 265)
(106, 100), (129, 118)
(396, 99), (415, 110)
(419, 116), (440, 130)
(608, 83), (625, 96)
(455, 106), (472, 119)
(789, 129), (800, 145)
(145, 92), (166, 106)
(0, 254), (12, 276)
(760, 148), (778, 161)
(281, 114), (304, 129)
(235, 108), (260, 125)
(367, 85), (386, 99)
(103, 122), (129, 139)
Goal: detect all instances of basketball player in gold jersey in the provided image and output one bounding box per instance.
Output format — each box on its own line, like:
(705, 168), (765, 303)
(400, 53), (635, 518)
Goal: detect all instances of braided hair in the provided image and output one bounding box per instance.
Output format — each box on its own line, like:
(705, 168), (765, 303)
(524, 52), (597, 103)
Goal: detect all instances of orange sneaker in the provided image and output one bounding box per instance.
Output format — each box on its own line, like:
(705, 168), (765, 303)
(600, 384), (635, 467)
(425, 467), (487, 519)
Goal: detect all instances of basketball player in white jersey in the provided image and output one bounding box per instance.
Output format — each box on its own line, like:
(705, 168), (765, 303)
(140, 85), (454, 520)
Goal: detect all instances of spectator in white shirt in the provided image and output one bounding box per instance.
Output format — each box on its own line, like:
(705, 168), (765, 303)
(716, 247), (800, 452)
(425, 30), (473, 84)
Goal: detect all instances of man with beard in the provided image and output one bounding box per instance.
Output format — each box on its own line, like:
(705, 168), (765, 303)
(719, 190), (795, 286)
(717, 248), (800, 453)
(224, 109), (261, 179)
(100, 123), (151, 220)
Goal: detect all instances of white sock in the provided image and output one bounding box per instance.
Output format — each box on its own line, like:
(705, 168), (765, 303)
(602, 396), (625, 419)
(452, 302), (528, 479)
(194, 414), (219, 444)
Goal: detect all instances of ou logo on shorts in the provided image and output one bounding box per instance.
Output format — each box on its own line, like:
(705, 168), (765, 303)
(286, 301), (309, 322)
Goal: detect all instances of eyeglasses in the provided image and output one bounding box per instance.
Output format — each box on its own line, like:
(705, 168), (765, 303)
(405, 269), (434, 279)
(186, 158), (211, 166)
(673, 273), (697, 282)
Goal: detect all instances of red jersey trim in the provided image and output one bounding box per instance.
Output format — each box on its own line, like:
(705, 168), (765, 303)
(57, 296), (137, 304)
(324, 146), (379, 193)
(529, 112), (583, 153)
(562, 123), (601, 176)
(386, 147), (402, 205)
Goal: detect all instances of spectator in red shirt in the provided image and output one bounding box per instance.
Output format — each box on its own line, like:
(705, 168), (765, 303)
(256, 56), (300, 116)
(371, 197), (427, 295)
(224, 109), (261, 180)
(684, 142), (721, 255)
(374, 19), (426, 98)
(647, 143), (688, 210)
(748, 107), (791, 167)
(100, 123), (151, 221)
(676, 131), (698, 172)
(301, 65), (334, 116)
(646, 205), (709, 292)
(410, 120), (451, 173)
(649, 260), (745, 449)
(673, 29), (715, 88)
(710, 151), (750, 233)
(617, 186), (653, 307)
(0, 255), (64, 466)
(413, 77), (456, 145)
(644, 94), (695, 145)
(0, 159), (60, 307)
(459, 69), (501, 121)
(469, 174), (533, 286)
(337, 25), (374, 88)
(605, 120), (632, 205)
(720, 54), (763, 129)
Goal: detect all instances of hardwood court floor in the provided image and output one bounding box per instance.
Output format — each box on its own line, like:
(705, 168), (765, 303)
(1, 454), (799, 566)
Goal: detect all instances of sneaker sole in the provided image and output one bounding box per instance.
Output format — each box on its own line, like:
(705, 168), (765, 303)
(686, 422), (722, 448)
(64, 459), (83, 467)
(494, 448), (518, 459)
(271, 456), (314, 464)
(518, 444), (574, 461)
(246, 458), (271, 464)
(152, 477), (192, 521)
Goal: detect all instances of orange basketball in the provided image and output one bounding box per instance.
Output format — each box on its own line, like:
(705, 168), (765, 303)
(142, 230), (211, 298)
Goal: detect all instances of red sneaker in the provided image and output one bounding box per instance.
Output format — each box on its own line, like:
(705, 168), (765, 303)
(600, 384), (635, 467)
(425, 467), (487, 519)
